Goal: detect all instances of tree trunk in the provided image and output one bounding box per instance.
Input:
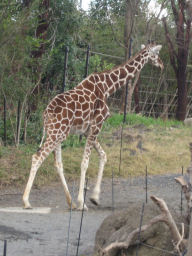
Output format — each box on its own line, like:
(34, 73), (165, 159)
(176, 48), (188, 120)
(162, 0), (192, 121)
(31, 0), (50, 58)
(120, 0), (140, 114)
(120, 0), (133, 114)
(124, 0), (133, 61)
(176, 71), (187, 121)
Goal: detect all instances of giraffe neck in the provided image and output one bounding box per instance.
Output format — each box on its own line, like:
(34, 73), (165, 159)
(102, 50), (148, 97)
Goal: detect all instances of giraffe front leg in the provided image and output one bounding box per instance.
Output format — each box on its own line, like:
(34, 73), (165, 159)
(77, 141), (92, 211)
(23, 153), (42, 209)
(90, 140), (107, 206)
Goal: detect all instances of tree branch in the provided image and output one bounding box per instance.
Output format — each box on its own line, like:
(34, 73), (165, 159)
(102, 213), (165, 255)
(102, 196), (187, 255)
(162, 17), (178, 74)
(185, 19), (192, 52)
(171, 0), (179, 24)
(145, 0), (168, 40)
(151, 196), (187, 252)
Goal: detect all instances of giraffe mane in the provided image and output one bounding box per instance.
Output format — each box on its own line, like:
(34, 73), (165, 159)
(93, 45), (154, 75)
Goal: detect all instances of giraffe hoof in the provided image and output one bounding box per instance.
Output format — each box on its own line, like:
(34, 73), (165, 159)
(70, 203), (77, 210)
(23, 204), (33, 209)
(77, 204), (88, 211)
(90, 197), (100, 206)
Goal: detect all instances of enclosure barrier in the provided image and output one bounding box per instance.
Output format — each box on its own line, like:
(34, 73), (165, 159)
(0, 44), (192, 255)
(1, 45), (192, 146)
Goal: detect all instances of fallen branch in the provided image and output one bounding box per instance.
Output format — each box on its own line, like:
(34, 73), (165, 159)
(175, 143), (192, 223)
(102, 196), (187, 255)
(102, 214), (163, 255)
(175, 223), (185, 256)
(150, 196), (186, 251)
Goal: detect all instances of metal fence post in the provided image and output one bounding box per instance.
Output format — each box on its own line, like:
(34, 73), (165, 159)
(3, 240), (7, 256)
(84, 45), (90, 78)
(118, 38), (132, 175)
(79, 45), (90, 142)
(66, 182), (75, 256)
(145, 166), (148, 204)
(123, 37), (132, 123)
(3, 97), (7, 146)
(123, 83), (129, 123)
(136, 203), (145, 256)
(76, 178), (88, 256)
(62, 46), (69, 93)
(181, 166), (184, 215)
(112, 169), (114, 212)
(16, 100), (21, 146)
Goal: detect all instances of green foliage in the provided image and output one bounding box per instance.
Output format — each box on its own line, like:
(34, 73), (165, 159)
(44, 0), (85, 90)
(126, 114), (183, 128)
(0, 0), (191, 146)
(103, 113), (184, 130)
(89, 54), (114, 73)
(62, 135), (86, 148)
(0, 0), (41, 101)
(26, 105), (45, 144)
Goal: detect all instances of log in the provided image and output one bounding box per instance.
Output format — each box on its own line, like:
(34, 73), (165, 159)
(151, 196), (187, 253)
(102, 196), (187, 255)
(186, 213), (192, 256)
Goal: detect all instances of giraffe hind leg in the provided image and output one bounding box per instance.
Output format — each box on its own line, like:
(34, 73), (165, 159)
(53, 144), (76, 209)
(90, 140), (107, 206)
(23, 137), (57, 209)
(77, 139), (94, 211)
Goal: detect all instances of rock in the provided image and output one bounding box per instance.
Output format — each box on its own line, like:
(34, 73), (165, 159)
(94, 203), (185, 256)
(184, 118), (192, 127)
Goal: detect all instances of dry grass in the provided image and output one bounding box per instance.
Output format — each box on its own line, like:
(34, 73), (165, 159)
(0, 123), (192, 188)
(101, 125), (192, 177)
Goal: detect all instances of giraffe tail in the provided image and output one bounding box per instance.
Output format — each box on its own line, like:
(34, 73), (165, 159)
(39, 126), (46, 149)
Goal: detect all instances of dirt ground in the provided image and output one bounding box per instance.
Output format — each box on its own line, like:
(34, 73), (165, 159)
(0, 174), (185, 256)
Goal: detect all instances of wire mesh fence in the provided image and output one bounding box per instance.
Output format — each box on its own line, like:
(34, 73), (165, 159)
(0, 45), (192, 255)
(0, 45), (192, 146)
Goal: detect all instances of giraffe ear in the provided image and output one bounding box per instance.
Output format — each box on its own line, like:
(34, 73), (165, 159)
(141, 44), (145, 50)
(151, 45), (162, 54)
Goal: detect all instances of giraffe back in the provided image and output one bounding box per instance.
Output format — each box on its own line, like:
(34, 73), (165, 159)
(42, 78), (109, 138)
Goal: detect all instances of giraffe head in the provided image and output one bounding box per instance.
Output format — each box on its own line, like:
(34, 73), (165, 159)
(141, 44), (164, 71)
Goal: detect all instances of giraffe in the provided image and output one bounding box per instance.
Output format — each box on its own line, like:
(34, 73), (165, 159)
(23, 43), (164, 210)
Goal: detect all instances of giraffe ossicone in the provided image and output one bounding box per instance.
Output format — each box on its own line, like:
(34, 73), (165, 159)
(23, 43), (164, 211)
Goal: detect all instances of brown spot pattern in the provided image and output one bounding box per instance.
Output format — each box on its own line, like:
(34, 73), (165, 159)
(110, 73), (118, 82)
(126, 65), (134, 73)
(119, 68), (127, 79)
(37, 46), (163, 170)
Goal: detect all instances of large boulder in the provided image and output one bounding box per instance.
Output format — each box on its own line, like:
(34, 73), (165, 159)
(95, 203), (185, 256)
(184, 118), (192, 127)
